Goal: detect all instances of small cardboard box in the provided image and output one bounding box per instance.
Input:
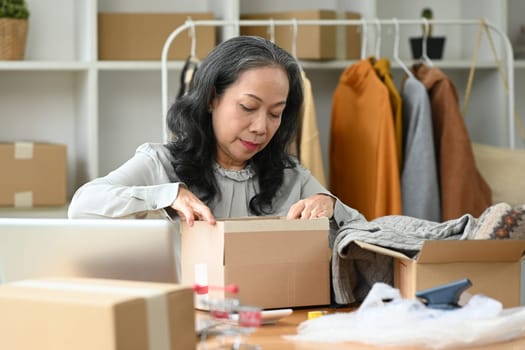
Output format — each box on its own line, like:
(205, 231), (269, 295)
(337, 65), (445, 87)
(356, 240), (525, 308)
(98, 12), (216, 60)
(0, 142), (66, 207)
(181, 217), (331, 310)
(0, 277), (195, 350)
(240, 10), (337, 60)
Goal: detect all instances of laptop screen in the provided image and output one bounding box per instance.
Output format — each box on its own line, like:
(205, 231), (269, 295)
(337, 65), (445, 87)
(0, 218), (180, 284)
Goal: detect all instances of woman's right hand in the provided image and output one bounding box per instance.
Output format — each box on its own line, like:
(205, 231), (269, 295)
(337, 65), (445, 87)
(171, 186), (216, 226)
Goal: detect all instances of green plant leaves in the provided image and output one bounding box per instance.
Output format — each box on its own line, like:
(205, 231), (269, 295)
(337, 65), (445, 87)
(0, 0), (30, 19)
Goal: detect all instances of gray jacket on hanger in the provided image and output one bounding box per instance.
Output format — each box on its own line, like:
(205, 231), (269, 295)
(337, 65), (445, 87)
(401, 76), (441, 222)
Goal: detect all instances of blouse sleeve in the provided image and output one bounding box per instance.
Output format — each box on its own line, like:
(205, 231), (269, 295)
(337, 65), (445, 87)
(68, 144), (183, 219)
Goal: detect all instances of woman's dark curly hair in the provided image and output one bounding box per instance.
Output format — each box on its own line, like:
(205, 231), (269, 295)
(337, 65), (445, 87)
(165, 35), (304, 215)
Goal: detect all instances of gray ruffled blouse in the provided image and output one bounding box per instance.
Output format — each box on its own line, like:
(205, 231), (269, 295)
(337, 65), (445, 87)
(68, 143), (364, 246)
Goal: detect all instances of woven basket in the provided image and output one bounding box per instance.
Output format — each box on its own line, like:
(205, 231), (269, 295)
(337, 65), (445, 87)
(0, 18), (28, 60)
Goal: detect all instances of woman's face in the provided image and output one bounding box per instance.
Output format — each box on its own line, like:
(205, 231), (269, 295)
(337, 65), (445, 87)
(211, 66), (289, 170)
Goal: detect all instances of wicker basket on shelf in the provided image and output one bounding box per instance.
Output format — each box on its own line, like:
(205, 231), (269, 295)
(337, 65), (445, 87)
(0, 18), (28, 60)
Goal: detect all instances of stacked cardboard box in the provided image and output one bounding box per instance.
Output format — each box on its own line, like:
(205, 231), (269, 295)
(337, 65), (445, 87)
(0, 142), (66, 207)
(240, 10), (337, 60)
(240, 10), (362, 60)
(98, 12), (216, 60)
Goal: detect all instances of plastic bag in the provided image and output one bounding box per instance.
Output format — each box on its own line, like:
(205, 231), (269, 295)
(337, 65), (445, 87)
(286, 283), (525, 348)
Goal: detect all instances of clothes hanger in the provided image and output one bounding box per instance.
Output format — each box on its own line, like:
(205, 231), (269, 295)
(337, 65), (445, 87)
(392, 18), (414, 78)
(360, 17), (368, 60)
(291, 18), (298, 59)
(177, 18), (200, 99)
(268, 18), (276, 43)
(290, 18), (304, 71)
(188, 18), (197, 59)
(421, 17), (434, 67)
(375, 18), (381, 58)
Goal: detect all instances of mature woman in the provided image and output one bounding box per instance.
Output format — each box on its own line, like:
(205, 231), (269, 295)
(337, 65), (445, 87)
(68, 35), (361, 237)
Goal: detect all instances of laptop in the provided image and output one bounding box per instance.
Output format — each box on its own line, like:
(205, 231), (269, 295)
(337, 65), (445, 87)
(0, 218), (181, 284)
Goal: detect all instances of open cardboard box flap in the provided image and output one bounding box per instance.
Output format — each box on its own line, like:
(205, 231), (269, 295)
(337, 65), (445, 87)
(220, 217), (330, 265)
(355, 239), (525, 264)
(183, 216), (330, 266)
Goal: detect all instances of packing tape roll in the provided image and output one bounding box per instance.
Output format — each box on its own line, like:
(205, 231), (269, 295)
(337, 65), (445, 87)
(13, 280), (171, 350)
(14, 142), (34, 159)
(307, 310), (328, 320)
(14, 192), (33, 208)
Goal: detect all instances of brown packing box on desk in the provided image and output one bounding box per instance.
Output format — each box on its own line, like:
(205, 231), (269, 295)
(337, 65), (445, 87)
(0, 142), (66, 207)
(98, 12), (216, 60)
(240, 10), (337, 60)
(181, 217), (331, 310)
(0, 277), (195, 350)
(356, 239), (525, 308)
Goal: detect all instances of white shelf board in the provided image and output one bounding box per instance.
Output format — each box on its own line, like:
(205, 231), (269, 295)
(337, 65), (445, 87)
(0, 61), (188, 71)
(0, 206), (69, 219)
(0, 61), (90, 71)
(97, 61), (185, 71)
(0, 59), (499, 72)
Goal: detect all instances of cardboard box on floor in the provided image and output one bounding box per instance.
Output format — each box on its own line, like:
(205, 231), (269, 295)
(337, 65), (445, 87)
(98, 12), (216, 60)
(181, 217), (331, 310)
(0, 277), (195, 350)
(0, 142), (66, 207)
(356, 239), (525, 308)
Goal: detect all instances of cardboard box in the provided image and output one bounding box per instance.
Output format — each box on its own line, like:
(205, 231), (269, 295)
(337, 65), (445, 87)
(0, 142), (66, 207)
(181, 217), (331, 310)
(0, 277), (195, 350)
(98, 12), (216, 60)
(356, 239), (525, 308)
(240, 10), (337, 60)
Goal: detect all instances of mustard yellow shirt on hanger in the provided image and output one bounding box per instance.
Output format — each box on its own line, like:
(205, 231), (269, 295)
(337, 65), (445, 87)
(372, 58), (403, 169)
(297, 70), (327, 187)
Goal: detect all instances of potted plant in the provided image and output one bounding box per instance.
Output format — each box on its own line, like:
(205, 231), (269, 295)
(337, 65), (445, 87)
(410, 7), (446, 60)
(0, 0), (30, 60)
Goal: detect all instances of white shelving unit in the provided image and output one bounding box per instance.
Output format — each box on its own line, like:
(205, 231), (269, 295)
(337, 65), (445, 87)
(1, 0), (524, 218)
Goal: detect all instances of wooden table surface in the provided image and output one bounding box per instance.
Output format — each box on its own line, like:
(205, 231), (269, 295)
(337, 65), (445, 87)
(200, 307), (525, 350)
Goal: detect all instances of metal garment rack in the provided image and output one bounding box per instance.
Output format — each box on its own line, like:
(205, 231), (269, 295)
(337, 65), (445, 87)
(161, 18), (515, 148)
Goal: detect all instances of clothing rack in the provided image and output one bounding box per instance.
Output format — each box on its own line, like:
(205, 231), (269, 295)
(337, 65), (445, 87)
(161, 18), (515, 148)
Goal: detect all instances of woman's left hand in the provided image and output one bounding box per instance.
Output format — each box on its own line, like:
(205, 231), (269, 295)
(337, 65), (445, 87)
(286, 194), (336, 220)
